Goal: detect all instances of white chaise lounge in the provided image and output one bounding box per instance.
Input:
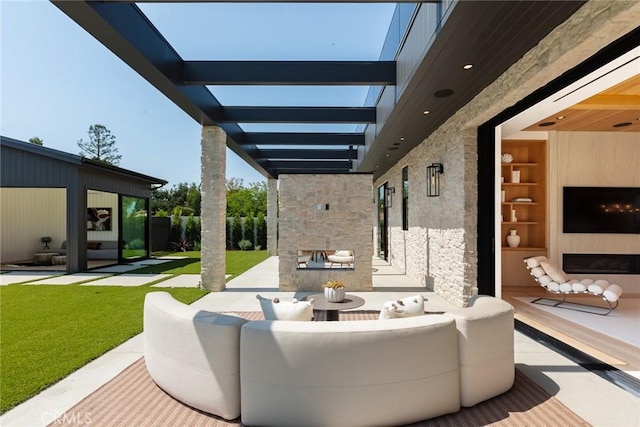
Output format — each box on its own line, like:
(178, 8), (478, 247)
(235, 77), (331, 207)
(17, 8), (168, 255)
(524, 255), (623, 315)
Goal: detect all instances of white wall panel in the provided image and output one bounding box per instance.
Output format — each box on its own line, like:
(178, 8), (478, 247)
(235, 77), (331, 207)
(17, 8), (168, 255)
(549, 131), (640, 291)
(1, 188), (66, 263)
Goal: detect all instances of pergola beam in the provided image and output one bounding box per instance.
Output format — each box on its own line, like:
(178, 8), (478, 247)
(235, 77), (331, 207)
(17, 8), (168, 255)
(183, 61), (396, 85)
(254, 149), (358, 160)
(244, 132), (365, 146)
(219, 106), (376, 123)
(266, 160), (353, 170)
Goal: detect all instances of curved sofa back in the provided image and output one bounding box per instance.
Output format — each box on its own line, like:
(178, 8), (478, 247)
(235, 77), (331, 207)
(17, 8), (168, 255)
(240, 315), (461, 427)
(445, 295), (515, 407)
(143, 292), (248, 420)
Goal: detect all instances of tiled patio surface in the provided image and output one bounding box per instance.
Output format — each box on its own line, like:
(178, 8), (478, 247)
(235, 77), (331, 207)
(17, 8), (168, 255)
(90, 264), (148, 273)
(0, 271), (60, 285)
(79, 273), (171, 287)
(24, 273), (110, 285)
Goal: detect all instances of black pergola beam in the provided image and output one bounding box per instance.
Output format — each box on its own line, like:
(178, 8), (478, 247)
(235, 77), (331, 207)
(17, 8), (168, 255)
(130, 1), (433, 3)
(183, 61), (396, 85)
(255, 149), (358, 160)
(267, 160), (352, 170)
(244, 132), (365, 146)
(51, 0), (269, 177)
(220, 107), (376, 124)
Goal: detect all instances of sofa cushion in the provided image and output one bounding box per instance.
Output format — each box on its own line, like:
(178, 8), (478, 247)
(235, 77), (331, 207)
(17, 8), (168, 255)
(379, 295), (426, 319)
(87, 241), (102, 250)
(444, 295), (515, 407)
(540, 260), (570, 284)
(256, 294), (314, 321)
(240, 315), (460, 427)
(143, 292), (247, 420)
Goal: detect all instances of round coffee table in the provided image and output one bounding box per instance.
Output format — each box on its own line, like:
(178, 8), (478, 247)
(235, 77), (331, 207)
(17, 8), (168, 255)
(306, 293), (365, 321)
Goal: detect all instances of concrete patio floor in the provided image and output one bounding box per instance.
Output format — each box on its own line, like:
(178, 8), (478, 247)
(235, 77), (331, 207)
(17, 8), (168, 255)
(1, 256), (638, 426)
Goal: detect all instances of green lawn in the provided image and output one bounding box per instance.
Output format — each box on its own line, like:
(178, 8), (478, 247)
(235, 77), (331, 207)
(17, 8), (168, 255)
(133, 249), (270, 278)
(0, 250), (270, 414)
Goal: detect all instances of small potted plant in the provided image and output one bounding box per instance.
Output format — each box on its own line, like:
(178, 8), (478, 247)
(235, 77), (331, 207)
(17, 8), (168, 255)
(323, 280), (345, 303)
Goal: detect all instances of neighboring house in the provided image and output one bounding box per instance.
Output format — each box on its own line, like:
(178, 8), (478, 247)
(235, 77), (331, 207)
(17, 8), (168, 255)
(50, 2), (640, 301)
(0, 136), (167, 273)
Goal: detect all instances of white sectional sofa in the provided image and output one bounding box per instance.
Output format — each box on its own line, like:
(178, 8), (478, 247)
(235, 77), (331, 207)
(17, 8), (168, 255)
(143, 292), (514, 426)
(143, 292), (248, 420)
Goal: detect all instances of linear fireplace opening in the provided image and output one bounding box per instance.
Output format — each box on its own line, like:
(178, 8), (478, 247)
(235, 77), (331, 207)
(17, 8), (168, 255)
(563, 254), (640, 275)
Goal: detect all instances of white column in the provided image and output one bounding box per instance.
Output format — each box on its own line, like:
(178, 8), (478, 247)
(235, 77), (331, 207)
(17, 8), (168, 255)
(200, 126), (226, 291)
(266, 178), (278, 256)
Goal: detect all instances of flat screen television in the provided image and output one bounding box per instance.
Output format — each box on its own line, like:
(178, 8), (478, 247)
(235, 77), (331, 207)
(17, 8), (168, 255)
(563, 187), (640, 234)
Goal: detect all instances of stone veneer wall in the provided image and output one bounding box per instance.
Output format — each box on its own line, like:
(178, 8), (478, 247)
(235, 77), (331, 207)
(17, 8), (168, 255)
(374, 0), (640, 307)
(200, 126), (227, 291)
(278, 174), (373, 292)
(266, 178), (278, 256)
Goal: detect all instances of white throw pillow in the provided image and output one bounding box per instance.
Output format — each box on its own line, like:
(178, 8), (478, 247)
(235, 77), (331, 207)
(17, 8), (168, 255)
(540, 260), (570, 284)
(379, 295), (426, 319)
(256, 295), (314, 321)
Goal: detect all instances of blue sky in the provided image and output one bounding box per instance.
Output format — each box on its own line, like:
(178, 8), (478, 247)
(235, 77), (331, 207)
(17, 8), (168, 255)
(1, 1), (395, 188)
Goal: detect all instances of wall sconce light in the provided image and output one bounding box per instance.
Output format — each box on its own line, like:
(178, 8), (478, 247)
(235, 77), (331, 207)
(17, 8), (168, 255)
(426, 163), (444, 197)
(386, 187), (395, 207)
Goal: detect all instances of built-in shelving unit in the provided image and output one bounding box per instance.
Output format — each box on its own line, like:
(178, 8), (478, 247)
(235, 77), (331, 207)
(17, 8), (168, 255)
(501, 140), (547, 285)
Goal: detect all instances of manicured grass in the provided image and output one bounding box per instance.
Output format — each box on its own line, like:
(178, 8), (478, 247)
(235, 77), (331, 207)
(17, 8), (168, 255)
(0, 286), (207, 414)
(0, 250), (271, 414)
(226, 250), (270, 277)
(133, 250), (270, 279)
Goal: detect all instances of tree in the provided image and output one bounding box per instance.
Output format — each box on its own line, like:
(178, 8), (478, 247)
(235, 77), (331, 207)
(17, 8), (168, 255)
(28, 137), (43, 146)
(256, 212), (267, 249)
(185, 213), (200, 246)
(232, 213), (243, 249)
(78, 124), (122, 165)
(226, 179), (267, 217)
(170, 208), (183, 244)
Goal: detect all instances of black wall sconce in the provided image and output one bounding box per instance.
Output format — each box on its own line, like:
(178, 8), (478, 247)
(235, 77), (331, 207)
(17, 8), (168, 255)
(426, 163), (444, 197)
(386, 186), (395, 207)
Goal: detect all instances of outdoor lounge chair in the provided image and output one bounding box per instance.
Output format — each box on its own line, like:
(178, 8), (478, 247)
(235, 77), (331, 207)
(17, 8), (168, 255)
(327, 250), (354, 268)
(523, 256), (623, 315)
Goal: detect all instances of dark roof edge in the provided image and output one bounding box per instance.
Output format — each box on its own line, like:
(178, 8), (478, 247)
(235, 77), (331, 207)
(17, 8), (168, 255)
(1, 135), (167, 186)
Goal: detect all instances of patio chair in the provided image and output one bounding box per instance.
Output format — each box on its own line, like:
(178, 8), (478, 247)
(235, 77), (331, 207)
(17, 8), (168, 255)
(523, 256), (623, 315)
(327, 250), (354, 268)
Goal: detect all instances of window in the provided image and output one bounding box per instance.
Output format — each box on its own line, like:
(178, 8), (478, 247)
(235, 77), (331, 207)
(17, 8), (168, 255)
(402, 166), (409, 230)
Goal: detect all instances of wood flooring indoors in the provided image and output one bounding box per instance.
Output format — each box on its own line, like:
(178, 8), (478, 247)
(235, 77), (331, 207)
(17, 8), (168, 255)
(503, 286), (640, 375)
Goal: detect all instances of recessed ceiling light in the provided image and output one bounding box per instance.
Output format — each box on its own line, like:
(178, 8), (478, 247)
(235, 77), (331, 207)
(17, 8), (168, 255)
(434, 89), (454, 98)
(400, 137), (405, 141)
(463, 64), (473, 70)
(556, 115), (566, 120)
(423, 110), (430, 115)
(613, 122), (632, 128)
(386, 154), (390, 157)
(538, 121), (556, 127)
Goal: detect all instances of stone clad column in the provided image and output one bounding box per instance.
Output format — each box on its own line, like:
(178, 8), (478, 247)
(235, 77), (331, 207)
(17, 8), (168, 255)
(200, 126), (226, 291)
(267, 178), (278, 256)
